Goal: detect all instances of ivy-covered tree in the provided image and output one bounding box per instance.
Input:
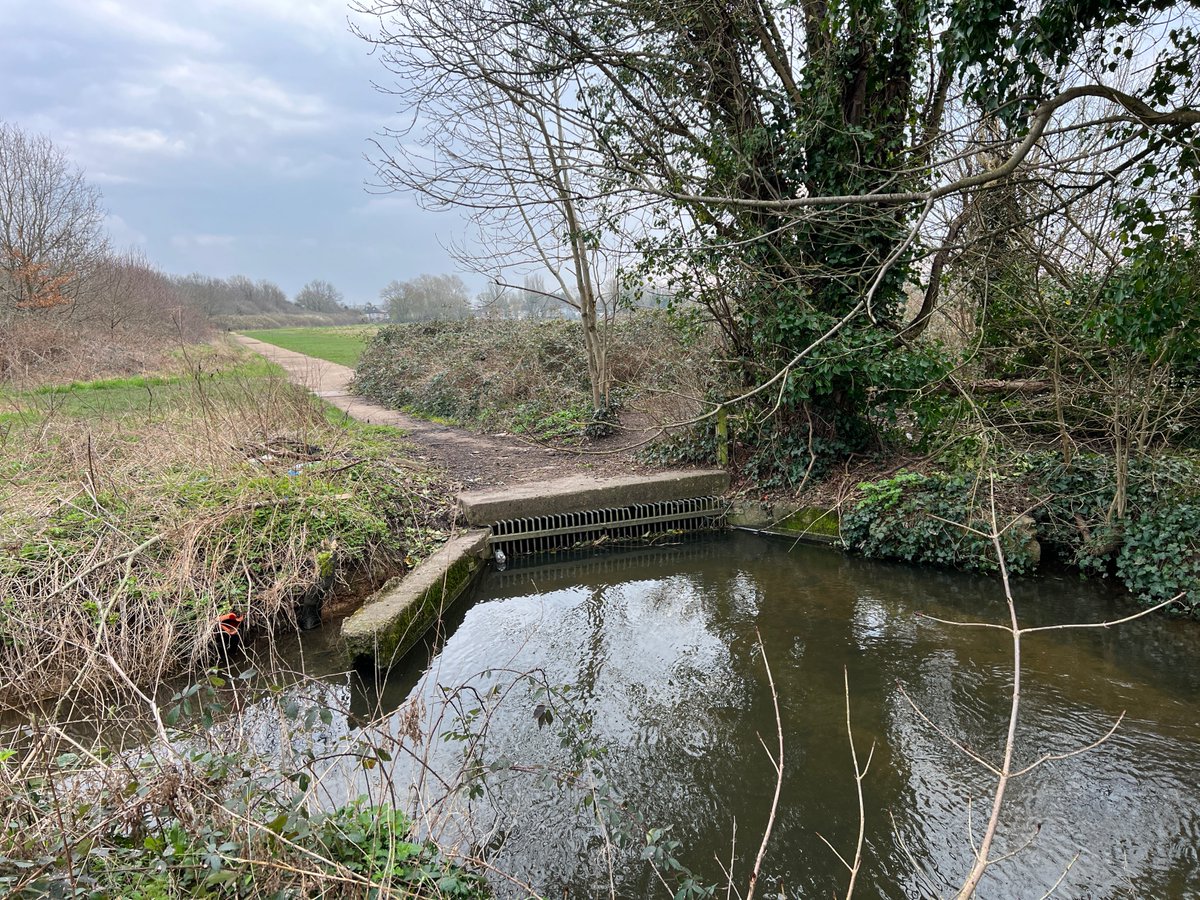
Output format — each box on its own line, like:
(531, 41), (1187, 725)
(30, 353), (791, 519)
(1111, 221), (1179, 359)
(357, 0), (1200, 469)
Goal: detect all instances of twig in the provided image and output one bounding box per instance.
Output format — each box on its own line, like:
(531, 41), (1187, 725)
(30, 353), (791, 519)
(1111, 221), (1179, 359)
(953, 480), (1023, 899)
(723, 820), (738, 900)
(41, 532), (166, 601)
(842, 667), (872, 899)
(897, 683), (1001, 775)
(1020, 594), (1184, 633)
(1009, 714), (1125, 778)
(745, 629), (783, 900)
(914, 613), (1011, 632)
(1037, 852), (1081, 899)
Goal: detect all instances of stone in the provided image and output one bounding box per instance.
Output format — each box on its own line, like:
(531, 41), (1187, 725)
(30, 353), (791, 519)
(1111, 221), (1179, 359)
(727, 502), (841, 543)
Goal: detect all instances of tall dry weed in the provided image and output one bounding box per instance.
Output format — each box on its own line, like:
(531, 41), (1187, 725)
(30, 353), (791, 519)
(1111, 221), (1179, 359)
(1, 359), (453, 707)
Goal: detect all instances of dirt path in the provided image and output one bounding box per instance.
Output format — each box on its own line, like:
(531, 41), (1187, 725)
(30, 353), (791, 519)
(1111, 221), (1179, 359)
(234, 334), (657, 489)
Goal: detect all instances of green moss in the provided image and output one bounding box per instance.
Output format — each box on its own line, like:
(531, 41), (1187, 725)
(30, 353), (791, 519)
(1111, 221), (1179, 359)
(389, 555), (479, 660)
(351, 550), (482, 666)
(316, 550), (336, 578)
(776, 507), (841, 538)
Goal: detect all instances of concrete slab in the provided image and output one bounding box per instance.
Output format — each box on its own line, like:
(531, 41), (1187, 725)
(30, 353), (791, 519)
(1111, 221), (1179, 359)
(727, 502), (840, 544)
(342, 530), (490, 668)
(458, 469), (730, 525)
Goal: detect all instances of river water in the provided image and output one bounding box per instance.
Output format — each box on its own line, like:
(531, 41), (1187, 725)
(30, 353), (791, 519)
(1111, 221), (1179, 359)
(281, 531), (1200, 899)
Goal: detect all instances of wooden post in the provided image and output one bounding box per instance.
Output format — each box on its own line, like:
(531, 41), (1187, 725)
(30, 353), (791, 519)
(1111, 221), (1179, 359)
(716, 404), (729, 467)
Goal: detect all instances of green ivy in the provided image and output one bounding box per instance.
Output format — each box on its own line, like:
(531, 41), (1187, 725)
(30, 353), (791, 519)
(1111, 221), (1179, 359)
(1116, 503), (1200, 615)
(842, 471), (1039, 575)
(1025, 452), (1200, 574)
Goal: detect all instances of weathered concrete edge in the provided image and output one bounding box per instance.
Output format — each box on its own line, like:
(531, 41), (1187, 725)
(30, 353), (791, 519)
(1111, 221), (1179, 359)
(341, 530), (490, 668)
(727, 502), (841, 544)
(459, 469), (730, 525)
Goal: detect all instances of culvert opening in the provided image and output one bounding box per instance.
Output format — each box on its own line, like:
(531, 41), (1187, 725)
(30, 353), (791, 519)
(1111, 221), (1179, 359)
(488, 496), (727, 558)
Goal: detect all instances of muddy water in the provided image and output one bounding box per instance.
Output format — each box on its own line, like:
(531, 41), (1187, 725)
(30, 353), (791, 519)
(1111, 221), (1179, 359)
(289, 532), (1200, 899)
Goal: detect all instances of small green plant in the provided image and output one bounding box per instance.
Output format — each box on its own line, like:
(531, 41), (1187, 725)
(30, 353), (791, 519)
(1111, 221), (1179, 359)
(0, 673), (487, 899)
(313, 800), (486, 898)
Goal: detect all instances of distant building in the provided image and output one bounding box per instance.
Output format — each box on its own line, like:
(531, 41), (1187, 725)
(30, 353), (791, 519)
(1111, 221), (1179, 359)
(361, 303), (387, 322)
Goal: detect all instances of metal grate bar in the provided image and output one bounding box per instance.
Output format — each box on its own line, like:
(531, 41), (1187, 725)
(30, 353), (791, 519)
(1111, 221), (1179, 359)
(489, 496), (727, 557)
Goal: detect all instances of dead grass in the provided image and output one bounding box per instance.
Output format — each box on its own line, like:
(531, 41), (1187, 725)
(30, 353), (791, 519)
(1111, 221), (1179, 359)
(0, 671), (486, 898)
(0, 341), (455, 706)
(0, 314), (211, 389)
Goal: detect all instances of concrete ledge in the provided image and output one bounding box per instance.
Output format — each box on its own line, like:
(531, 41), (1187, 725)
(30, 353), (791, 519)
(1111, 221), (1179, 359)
(342, 530), (490, 668)
(728, 502), (841, 544)
(458, 470), (730, 525)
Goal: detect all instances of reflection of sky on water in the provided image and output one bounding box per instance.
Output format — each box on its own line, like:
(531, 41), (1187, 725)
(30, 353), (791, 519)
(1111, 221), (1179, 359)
(246, 533), (1200, 899)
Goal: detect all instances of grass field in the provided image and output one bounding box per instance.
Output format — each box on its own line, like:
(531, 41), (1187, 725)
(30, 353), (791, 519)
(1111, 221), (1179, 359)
(240, 325), (380, 366)
(6, 359), (281, 419)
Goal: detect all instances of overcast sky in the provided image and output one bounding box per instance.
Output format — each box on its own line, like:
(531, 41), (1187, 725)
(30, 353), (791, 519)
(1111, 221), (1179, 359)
(1, 0), (474, 304)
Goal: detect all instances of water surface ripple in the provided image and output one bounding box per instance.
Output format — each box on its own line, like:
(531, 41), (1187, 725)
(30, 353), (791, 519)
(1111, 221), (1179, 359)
(297, 533), (1200, 899)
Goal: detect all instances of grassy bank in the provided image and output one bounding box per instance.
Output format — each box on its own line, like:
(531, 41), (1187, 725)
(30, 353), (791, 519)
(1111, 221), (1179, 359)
(241, 326), (381, 366)
(0, 341), (454, 705)
(216, 310), (367, 331)
(352, 314), (723, 442)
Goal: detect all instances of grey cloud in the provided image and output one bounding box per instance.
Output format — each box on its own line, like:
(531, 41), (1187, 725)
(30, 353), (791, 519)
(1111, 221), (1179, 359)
(1, 0), (469, 301)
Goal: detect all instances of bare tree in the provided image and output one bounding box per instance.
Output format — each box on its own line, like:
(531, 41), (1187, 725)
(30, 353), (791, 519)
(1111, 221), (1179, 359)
(354, 4), (636, 412)
(171, 273), (291, 317)
(295, 278), (345, 313)
(474, 282), (519, 319)
(381, 274), (472, 322)
(0, 122), (107, 319)
(78, 249), (155, 336)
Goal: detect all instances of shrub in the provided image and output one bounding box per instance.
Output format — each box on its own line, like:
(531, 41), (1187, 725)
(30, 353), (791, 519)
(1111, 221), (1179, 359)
(1116, 503), (1200, 615)
(842, 471), (1039, 575)
(352, 314), (722, 442)
(353, 320), (591, 438)
(1025, 452), (1200, 573)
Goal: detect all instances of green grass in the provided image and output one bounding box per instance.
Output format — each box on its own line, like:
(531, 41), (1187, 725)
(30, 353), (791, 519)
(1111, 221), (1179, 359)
(1, 358), (282, 419)
(240, 326), (381, 367)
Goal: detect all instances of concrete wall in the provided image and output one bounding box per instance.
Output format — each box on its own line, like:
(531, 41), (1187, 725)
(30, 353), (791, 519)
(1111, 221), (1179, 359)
(341, 530), (490, 668)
